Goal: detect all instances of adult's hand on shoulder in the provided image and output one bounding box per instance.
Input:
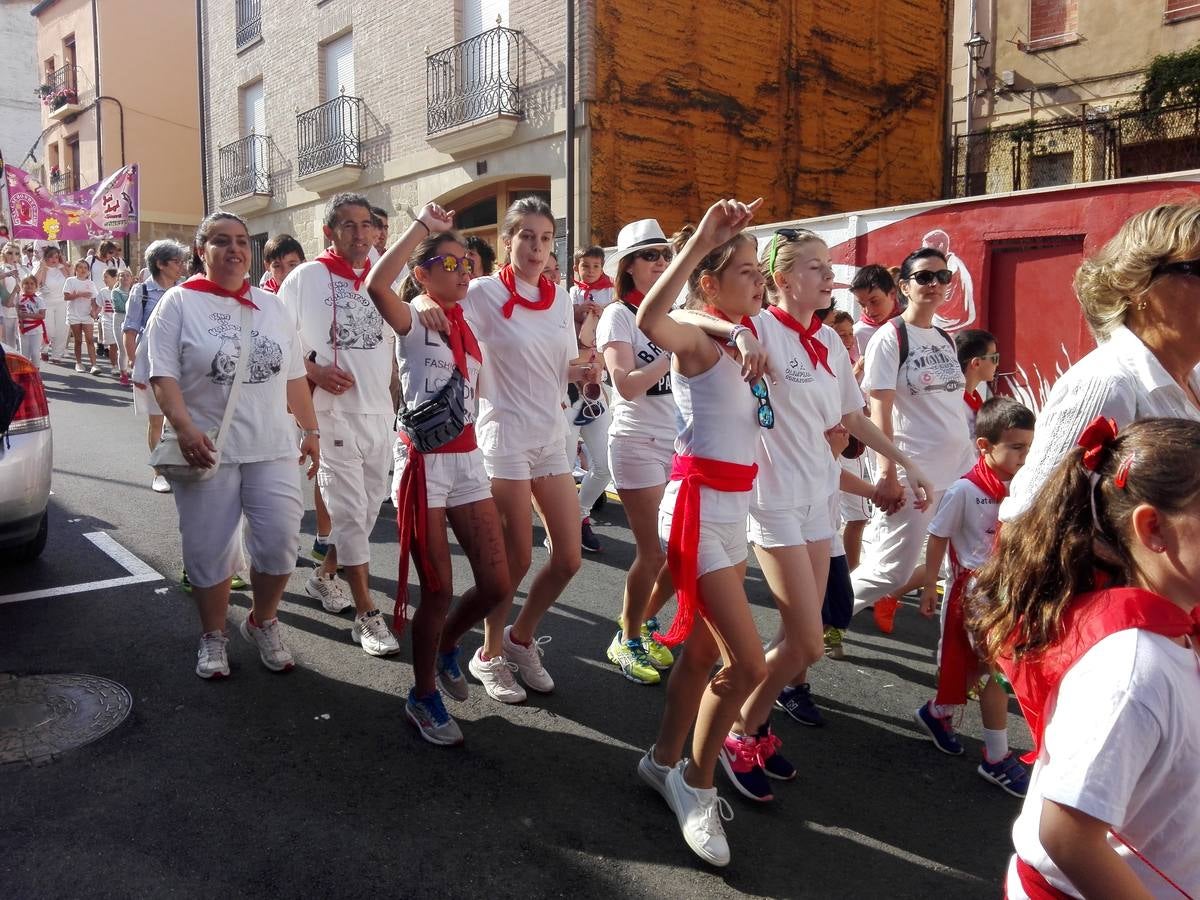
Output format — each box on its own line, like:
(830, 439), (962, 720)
(411, 295), (450, 333)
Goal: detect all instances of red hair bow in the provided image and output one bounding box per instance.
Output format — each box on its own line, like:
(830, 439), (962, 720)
(1077, 415), (1119, 472)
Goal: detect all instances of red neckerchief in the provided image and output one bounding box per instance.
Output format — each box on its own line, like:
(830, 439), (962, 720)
(261, 276), (280, 295)
(963, 455), (1007, 503)
(573, 273), (613, 302)
(654, 454), (758, 648)
(315, 249), (370, 292)
(182, 276), (259, 309)
(498, 265), (557, 318)
(858, 300), (900, 328)
(999, 587), (1199, 763)
(767, 305), (833, 375)
(17, 295), (48, 341)
(622, 289), (645, 312)
(705, 306), (758, 338)
(443, 302), (483, 378)
(964, 389), (983, 413)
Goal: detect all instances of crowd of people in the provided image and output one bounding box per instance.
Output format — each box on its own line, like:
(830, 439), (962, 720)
(8, 192), (1199, 896)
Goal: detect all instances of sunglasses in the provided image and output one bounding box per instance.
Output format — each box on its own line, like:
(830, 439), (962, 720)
(751, 379), (775, 429)
(905, 269), (953, 286)
(420, 254), (474, 275)
(977, 352), (1000, 364)
(1152, 258), (1200, 280)
(634, 248), (673, 263)
(767, 228), (804, 275)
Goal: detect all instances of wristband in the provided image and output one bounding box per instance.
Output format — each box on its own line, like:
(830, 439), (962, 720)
(726, 324), (749, 347)
(300, 428), (320, 438)
(414, 219), (430, 235)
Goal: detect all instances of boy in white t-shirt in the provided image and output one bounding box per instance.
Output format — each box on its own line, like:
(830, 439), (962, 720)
(955, 328), (1000, 440)
(96, 267), (122, 378)
(914, 396), (1036, 797)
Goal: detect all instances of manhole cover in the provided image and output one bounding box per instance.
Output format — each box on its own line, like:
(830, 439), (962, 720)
(0, 674), (132, 766)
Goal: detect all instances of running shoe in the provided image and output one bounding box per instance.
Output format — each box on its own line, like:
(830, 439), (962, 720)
(665, 762), (734, 867)
(502, 626), (554, 693)
(606, 631), (660, 684)
(581, 518), (602, 553)
(437, 647), (470, 702)
(914, 702), (964, 756)
(352, 610), (401, 657)
(74, 362), (86, 373)
(195, 630), (230, 679)
(641, 618), (674, 669)
(89, 365), (103, 375)
(239, 615), (294, 672)
(823, 626), (846, 660)
(310, 536), (330, 563)
(756, 722), (796, 781)
(180, 569), (192, 593)
(776, 683), (825, 727)
(405, 688), (464, 746)
(719, 732), (773, 802)
(637, 746), (672, 800)
(119, 373), (131, 386)
(467, 649), (527, 704)
(151, 474), (172, 494)
(977, 753), (1030, 798)
(873, 596), (900, 634)
(231, 573), (250, 591)
(304, 571), (353, 613)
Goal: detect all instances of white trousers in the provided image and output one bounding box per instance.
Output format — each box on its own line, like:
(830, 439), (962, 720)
(850, 486), (943, 613)
(563, 398), (612, 519)
(316, 410), (393, 567)
(44, 301), (67, 358)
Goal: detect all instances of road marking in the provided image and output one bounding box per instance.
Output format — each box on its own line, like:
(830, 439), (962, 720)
(802, 822), (988, 885)
(0, 531), (163, 605)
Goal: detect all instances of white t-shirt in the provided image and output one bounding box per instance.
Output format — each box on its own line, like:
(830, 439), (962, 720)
(63, 276), (98, 319)
(278, 259), (396, 416)
(89, 255), (123, 290)
(40, 267), (66, 305)
(862, 320), (974, 491)
(395, 316), (481, 426)
(462, 272), (575, 454)
(927, 473), (1000, 571)
(852, 319), (881, 359)
(144, 285), (306, 463)
(1006, 628), (1200, 899)
(569, 283), (615, 309)
(595, 300), (675, 444)
(97, 287), (115, 315)
(752, 312), (863, 510)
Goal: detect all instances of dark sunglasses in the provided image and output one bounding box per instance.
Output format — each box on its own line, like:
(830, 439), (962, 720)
(750, 379), (775, 429)
(420, 254), (474, 275)
(905, 269), (953, 286)
(634, 248), (673, 263)
(1152, 258), (1200, 280)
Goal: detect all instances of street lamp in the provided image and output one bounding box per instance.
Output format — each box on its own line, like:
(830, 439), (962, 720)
(965, 31), (990, 72)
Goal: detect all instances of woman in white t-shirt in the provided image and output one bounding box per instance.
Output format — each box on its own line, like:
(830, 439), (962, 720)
(145, 211), (320, 681)
(1, 243), (26, 346)
(35, 246), (70, 361)
(367, 203), (511, 745)
(968, 417), (1200, 900)
(411, 197), (593, 702)
(63, 259), (100, 374)
(854, 247), (974, 633)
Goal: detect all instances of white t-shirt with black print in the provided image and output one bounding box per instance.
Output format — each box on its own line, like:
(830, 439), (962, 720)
(595, 300), (675, 444)
(144, 285), (306, 463)
(862, 321), (974, 491)
(395, 318), (481, 426)
(279, 259), (396, 417)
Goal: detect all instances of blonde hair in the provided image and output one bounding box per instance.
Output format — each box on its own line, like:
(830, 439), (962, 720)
(759, 229), (824, 303)
(1074, 202), (1200, 341)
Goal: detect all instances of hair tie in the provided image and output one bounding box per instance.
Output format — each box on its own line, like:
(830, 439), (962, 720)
(1077, 415), (1119, 472)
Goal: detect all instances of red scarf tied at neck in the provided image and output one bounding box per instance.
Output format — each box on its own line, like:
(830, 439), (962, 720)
(183, 275), (259, 309)
(963, 389), (983, 413)
(316, 249), (371, 292)
(443, 303), (483, 378)
(858, 299), (900, 328)
(963, 454), (1007, 503)
(574, 274), (613, 300)
(498, 265), (557, 318)
(261, 276), (280, 295)
(705, 307), (759, 339)
(767, 305), (833, 375)
(622, 289), (645, 311)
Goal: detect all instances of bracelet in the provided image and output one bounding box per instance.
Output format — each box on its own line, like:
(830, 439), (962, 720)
(726, 324), (749, 347)
(414, 219), (430, 235)
(300, 428), (320, 438)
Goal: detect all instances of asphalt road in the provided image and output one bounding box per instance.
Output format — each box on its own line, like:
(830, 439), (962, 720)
(1, 361), (1024, 899)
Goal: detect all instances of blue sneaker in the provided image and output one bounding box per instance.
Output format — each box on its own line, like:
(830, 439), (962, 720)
(914, 702), (964, 756)
(756, 722), (796, 781)
(436, 647), (469, 702)
(775, 683), (825, 727)
(719, 732), (774, 802)
(405, 689), (464, 746)
(977, 753), (1030, 798)
(310, 536), (329, 562)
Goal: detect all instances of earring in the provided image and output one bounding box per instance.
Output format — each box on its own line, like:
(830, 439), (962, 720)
(1137, 298), (1148, 312)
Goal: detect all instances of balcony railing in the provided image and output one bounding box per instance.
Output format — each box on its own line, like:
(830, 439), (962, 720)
(427, 26), (523, 134)
(39, 64), (80, 112)
(950, 100), (1200, 198)
(297, 94), (363, 178)
(235, 0), (261, 49)
(218, 134), (271, 202)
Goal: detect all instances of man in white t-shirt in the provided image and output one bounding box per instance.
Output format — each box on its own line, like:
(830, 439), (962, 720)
(87, 240), (126, 291)
(280, 192), (400, 658)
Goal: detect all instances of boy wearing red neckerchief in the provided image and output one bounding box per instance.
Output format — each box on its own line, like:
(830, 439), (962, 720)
(914, 396), (1036, 796)
(955, 328), (1000, 440)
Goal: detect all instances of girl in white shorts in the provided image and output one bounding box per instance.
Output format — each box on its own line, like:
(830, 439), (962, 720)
(595, 219), (678, 685)
(367, 204), (511, 745)
(410, 196), (595, 702)
(63, 260), (99, 373)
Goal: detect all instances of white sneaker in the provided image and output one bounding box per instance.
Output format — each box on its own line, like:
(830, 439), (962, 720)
(664, 762), (733, 867)
(638, 746), (672, 800)
(467, 649), (527, 704)
(89, 365), (103, 375)
(304, 571), (353, 613)
(351, 610), (400, 656)
(502, 625), (554, 693)
(195, 631), (230, 679)
(151, 474), (172, 494)
(239, 615), (295, 672)
(74, 362), (86, 373)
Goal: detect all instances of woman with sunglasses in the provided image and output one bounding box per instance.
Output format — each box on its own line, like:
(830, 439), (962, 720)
(851, 247), (974, 633)
(366, 203), (510, 745)
(1001, 202), (1200, 523)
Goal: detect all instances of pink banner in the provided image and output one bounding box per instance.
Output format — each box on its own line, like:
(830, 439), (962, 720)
(4, 163), (139, 242)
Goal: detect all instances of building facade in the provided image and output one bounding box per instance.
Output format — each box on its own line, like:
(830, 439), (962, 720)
(30, 0), (203, 262)
(0, 0), (43, 171)
(949, 0), (1200, 196)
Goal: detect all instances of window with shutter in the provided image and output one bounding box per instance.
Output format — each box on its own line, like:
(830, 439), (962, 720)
(463, 0), (508, 37)
(1026, 0), (1078, 51)
(1165, 0), (1200, 22)
(241, 80), (265, 136)
(323, 32), (354, 101)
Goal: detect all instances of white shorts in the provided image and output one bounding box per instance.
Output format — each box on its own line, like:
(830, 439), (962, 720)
(67, 309), (94, 327)
(747, 502), (835, 548)
(316, 410), (393, 567)
(609, 434), (674, 491)
(133, 384), (162, 416)
(99, 313), (119, 344)
(171, 458), (303, 589)
(659, 507), (748, 578)
(393, 439), (493, 509)
(483, 440), (571, 481)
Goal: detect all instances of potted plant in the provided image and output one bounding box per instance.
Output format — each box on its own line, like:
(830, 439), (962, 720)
(49, 165), (62, 187)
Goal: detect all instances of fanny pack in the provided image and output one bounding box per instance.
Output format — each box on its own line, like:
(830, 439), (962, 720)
(397, 363), (468, 453)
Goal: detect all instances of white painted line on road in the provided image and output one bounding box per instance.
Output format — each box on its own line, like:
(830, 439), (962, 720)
(0, 531), (163, 605)
(802, 822), (988, 885)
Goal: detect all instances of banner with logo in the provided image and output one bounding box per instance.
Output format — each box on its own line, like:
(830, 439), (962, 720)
(3, 162), (139, 242)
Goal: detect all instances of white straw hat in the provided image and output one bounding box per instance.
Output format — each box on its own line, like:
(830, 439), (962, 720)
(603, 219), (671, 278)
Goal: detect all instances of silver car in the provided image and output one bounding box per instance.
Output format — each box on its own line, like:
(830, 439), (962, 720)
(0, 341), (52, 561)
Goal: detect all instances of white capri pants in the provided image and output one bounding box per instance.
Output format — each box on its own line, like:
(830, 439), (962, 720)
(609, 434), (673, 492)
(171, 458), (303, 589)
(851, 483), (944, 614)
(563, 396), (612, 518)
(317, 410), (393, 567)
(20, 329), (44, 369)
(44, 300), (67, 358)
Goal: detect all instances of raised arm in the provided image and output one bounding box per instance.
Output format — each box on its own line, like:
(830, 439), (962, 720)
(365, 202), (455, 336)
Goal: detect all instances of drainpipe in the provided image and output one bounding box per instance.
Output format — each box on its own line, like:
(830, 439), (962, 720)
(196, 0), (210, 215)
(564, 0), (575, 266)
(91, 0), (102, 176)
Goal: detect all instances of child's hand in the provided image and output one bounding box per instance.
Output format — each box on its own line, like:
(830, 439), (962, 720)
(694, 198), (763, 250)
(416, 202), (455, 235)
(919, 585), (939, 618)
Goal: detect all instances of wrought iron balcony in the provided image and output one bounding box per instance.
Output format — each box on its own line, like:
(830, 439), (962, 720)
(950, 100), (1200, 198)
(297, 95), (363, 178)
(218, 134), (271, 205)
(235, 0), (261, 49)
(427, 25), (523, 136)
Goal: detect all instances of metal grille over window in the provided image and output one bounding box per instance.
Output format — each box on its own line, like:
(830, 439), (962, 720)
(296, 95), (364, 177)
(235, 0), (261, 49)
(426, 25), (523, 134)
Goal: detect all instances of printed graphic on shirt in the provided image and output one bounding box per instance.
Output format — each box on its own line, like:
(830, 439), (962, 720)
(206, 312), (284, 385)
(637, 339), (672, 395)
(326, 281), (384, 351)
(783, 355), (815, 386)
(420, 327), (477, 424)
(905, 339), (964, 397)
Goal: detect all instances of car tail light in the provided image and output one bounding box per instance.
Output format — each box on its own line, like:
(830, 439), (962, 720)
(6, 351), (50, 434)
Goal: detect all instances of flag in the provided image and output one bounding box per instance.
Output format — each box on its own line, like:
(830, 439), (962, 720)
(4, 163), (139, 241)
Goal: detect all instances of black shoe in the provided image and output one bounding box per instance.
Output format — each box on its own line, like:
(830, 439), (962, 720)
(775, 683), (825, 727)
(581, 518), (601, 553)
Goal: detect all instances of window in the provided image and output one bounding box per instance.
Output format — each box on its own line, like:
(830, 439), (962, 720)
(236, 0), (262, 49)
(1026, 0), (1078, 51)
(322, 32), (354, 101)
(463, 0), (509, 37)
(66, 137), (80, 191)
(249, 233), (268, 287)
(241, 80), (265, 136)
(1165, 0), (1200, 23)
